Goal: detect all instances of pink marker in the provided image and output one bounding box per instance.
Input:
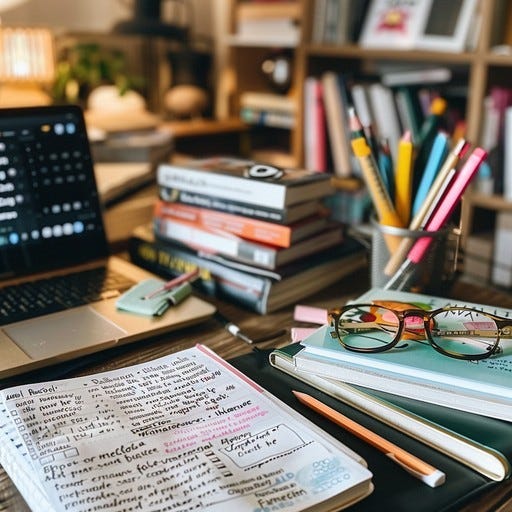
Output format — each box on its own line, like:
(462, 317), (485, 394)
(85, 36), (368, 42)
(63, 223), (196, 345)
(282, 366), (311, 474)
(408, 147), (487, 264)
(385, 147), (487, 290)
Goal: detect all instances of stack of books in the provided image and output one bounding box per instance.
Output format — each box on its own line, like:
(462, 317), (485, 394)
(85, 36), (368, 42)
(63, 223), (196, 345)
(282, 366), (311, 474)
(129, 156), (367, 314)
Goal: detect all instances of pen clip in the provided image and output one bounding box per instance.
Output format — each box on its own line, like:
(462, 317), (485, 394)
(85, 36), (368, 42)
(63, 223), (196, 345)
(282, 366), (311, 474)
(386, 453), (445, 488)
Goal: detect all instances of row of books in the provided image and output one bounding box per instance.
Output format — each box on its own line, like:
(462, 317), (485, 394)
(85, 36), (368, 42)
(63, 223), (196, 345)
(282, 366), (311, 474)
(311, 0), (370, 46)
(129, 156), (367, 314)
(303, 67), (463, 179)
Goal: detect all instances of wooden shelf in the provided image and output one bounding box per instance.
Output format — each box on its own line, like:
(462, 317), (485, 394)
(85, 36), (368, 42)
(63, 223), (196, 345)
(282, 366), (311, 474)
(222, 0), (512, 244)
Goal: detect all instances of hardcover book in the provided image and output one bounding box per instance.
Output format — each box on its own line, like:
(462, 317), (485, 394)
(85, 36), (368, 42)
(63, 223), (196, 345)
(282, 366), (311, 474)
(129, 224), (366, 314)
(231, 349), (512, 512)
(285, 288), (512, 421)
(153, 200), (330, 248)
(156, 156), (333, 210)
(153, 215), (345, 270)
(158, 187), (325, 225)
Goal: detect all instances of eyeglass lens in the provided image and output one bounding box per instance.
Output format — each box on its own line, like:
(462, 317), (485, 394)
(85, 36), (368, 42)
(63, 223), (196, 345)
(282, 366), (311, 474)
(335, 305), (499, 357)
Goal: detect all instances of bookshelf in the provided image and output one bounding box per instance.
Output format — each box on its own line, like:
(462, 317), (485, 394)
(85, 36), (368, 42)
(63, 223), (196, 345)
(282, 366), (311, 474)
(223, 0), (512, 255)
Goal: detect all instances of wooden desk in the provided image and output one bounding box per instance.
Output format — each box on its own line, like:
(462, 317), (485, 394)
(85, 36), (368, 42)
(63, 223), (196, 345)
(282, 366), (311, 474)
(1, 271), (512, 511)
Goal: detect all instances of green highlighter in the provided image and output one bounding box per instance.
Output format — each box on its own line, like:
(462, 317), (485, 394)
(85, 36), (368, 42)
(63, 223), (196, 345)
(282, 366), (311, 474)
(116, 278), (193, 317)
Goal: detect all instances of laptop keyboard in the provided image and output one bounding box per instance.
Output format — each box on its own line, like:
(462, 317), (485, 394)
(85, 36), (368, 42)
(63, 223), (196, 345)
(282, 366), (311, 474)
(0, 268), (136, 324)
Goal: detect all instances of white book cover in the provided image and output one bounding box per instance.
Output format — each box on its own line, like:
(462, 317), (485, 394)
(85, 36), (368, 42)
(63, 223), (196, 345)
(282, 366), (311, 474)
(368, 83), (401, 162)
(502, 106), (512, 200)
(492, 211), (512, 287)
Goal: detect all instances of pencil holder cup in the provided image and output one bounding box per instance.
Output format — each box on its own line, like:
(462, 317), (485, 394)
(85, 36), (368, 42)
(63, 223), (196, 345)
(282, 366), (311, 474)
(371, 218), (460, 294)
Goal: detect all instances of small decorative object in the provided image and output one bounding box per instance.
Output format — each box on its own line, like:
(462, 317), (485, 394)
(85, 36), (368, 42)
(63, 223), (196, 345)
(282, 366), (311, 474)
(164, 48), (211, 119)
(260, 50), (292, 94)
(87, 85), (147, 113)
(164, 84), (208, 119)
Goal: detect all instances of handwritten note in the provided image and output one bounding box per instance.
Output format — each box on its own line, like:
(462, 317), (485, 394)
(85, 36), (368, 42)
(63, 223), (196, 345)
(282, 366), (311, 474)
(0, 345), (372, 512)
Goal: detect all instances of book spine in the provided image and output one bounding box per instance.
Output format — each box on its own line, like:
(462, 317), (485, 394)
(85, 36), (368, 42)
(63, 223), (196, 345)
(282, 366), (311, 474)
(154, 216), (279, 269)
(158, 187), (290, 223)
(154, 200), (293, 247)
(129, 233), (271, 314)
(240, 106), (295, 129)
(157, 164), (286, 209)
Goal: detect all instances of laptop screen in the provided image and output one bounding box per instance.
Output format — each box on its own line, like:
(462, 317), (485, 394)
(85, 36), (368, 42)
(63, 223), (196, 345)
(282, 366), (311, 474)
(0, 105), (109, 279)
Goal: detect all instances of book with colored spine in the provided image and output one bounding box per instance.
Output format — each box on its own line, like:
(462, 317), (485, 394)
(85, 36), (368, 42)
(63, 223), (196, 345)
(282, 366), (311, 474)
(153, 200), (330, 248)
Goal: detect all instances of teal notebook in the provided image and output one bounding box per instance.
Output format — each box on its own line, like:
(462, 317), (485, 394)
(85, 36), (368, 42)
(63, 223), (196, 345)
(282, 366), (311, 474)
(294, 288), (512, 421)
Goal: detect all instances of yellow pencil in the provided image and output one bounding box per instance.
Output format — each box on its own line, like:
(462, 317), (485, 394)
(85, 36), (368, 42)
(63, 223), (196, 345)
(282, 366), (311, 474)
(384, 138), (469, 276)
(394, 130), (414, 226)
(293, 390), (446, 488)
(351, 137), (403, 253)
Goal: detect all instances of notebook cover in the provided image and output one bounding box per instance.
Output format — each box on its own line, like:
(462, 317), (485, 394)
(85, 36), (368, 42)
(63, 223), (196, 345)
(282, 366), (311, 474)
(229, 349), (502, 512)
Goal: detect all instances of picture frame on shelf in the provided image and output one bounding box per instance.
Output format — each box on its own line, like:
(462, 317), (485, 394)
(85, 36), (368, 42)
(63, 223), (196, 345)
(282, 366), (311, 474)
(358, 0), (432, 49)
(414, 0), (478, 52)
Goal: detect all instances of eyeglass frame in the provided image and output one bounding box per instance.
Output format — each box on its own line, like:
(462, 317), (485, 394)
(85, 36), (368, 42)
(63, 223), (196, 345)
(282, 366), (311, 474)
(328, 302), (512, 361)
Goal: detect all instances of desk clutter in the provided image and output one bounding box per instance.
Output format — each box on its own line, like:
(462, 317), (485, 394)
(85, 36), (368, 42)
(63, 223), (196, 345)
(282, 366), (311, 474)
(129, 156), (367, 314)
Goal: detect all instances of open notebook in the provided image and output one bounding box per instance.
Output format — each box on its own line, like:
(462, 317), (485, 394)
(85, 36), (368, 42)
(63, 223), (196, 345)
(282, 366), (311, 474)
(0, 105), (215, 379)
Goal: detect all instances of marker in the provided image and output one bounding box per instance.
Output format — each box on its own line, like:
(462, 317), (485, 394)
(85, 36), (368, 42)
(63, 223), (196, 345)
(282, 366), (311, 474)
(414, 97), (448, 190)
(384, 138), (469, 277)
(386, 147), (487, 288)
(412, 131), (450, 216)
(293, 391), (446, 488)
(394, 131), (414, 226)
(143, 268), (199, 299)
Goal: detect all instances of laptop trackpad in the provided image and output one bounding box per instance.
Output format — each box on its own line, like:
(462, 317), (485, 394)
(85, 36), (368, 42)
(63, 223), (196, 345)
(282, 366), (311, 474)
(3, 307), (126, 360)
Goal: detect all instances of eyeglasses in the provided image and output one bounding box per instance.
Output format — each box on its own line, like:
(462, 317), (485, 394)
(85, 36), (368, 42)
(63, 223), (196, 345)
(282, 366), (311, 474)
(328, 301), (512, 360)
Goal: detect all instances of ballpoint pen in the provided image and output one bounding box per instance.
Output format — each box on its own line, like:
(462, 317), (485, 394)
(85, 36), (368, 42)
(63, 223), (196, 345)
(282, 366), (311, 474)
(214, 311), (286, 345)
(293, 390), (446, 488)
(143, 268), (199, 299)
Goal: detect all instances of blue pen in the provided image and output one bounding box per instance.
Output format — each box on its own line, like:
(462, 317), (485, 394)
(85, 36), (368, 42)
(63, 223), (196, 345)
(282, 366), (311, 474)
(412, 132), (449, 216)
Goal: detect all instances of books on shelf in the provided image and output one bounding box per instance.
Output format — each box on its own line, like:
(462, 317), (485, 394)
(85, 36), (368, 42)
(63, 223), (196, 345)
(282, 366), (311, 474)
(129, 224), (366, 314)
(231, 2), (300, 46)
(239, 91), (296, 114)
(240, 106), (295, 129)
(156, 156), (334, 210)
(275, 288), (512, 422)
(153, 200), (330, 248)
(0, 345), (373, 511)
(154, 214), (345, 270)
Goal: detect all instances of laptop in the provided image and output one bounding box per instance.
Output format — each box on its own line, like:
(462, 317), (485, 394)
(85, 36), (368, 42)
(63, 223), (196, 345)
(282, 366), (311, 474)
(0, 105), (215, 379)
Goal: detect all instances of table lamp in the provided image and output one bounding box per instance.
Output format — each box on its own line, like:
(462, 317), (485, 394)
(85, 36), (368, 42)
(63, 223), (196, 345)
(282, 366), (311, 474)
(0, 25), (55, 107)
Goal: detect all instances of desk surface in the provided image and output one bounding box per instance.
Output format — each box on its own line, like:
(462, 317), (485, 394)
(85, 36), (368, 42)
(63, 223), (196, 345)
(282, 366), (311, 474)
(1, 271), (512, 511)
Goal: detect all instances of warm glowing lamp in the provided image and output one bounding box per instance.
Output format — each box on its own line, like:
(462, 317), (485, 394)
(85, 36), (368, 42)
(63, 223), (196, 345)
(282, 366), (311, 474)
(0, 26), (55, 107)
